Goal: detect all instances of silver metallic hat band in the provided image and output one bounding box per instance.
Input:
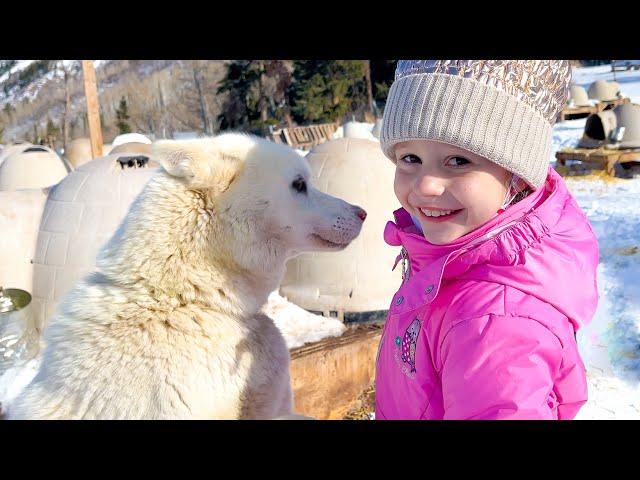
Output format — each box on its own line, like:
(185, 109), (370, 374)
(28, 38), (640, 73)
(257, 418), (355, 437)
(380, 73), (553, 189)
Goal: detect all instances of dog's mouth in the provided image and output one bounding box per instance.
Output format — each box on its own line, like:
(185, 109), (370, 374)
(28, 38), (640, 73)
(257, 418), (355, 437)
(309, 233), (350, 249)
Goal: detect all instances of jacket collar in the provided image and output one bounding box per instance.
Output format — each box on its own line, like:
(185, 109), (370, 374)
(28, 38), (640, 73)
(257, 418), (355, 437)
(384, 167), (561, 315)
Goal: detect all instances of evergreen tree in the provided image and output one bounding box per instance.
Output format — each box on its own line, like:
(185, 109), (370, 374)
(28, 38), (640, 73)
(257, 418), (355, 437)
(46, 117), (60, 139)
(290, 61), (368, 124)
(115, 96), (132, 134)
(216, 60), (258, 131)
(32, 124), (40, 145)
(370, 60), (396, 112)
(3, 103), (15, 123)
(217, 60), (293, 134)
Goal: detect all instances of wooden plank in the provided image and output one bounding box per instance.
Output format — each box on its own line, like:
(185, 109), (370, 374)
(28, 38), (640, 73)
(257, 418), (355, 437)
(282, 129), (294, 147)
(555, 146), (640, 178)
(270, 129), (284, 144)
(598, 97), (630, 111)
(81, 61), (103, 159)
(289, 324), (381, 419)
(275, 123), (340, 149)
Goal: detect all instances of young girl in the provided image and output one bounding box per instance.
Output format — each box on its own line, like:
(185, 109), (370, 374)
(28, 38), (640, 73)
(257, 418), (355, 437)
(375, 60), (599, 420)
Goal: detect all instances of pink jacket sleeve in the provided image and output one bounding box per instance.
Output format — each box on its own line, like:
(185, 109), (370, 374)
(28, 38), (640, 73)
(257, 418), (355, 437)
(440, 314), (564, 420)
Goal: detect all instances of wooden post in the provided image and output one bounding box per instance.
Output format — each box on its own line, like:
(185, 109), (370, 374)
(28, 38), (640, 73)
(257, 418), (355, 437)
(82, 60), (103, 159)
(363, 60), (376, 121)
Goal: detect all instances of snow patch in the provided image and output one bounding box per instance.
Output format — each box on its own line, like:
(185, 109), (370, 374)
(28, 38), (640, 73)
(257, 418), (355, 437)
(262, 291), (346, 350)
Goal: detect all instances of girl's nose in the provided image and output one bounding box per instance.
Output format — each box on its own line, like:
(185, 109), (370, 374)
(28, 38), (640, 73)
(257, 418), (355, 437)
(415, 174), (445, 197)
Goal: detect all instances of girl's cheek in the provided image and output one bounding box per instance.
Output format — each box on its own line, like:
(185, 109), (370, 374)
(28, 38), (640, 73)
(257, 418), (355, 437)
(394, 170), (410, 202)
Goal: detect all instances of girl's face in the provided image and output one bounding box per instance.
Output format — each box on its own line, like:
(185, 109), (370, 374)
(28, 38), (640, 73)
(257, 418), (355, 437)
(393, 140), (511, 245)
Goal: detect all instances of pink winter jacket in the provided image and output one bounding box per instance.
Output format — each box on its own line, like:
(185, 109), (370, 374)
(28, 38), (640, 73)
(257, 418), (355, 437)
(375, 167), (599, 420)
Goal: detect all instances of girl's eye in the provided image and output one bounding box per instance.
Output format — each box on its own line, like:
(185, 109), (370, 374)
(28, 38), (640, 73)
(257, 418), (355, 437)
(445, 156), (470, 167)
(399, 154), (421, 164)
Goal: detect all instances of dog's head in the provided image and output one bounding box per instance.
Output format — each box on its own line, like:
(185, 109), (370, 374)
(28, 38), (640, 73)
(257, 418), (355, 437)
(152, 134), (366, 264)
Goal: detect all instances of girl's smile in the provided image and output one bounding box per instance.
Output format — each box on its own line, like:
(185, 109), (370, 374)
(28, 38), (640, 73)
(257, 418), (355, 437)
(393, 140), (511, 245)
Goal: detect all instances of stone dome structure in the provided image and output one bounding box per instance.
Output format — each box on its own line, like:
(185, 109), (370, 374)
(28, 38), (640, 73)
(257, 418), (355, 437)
(0, 145), (69, 191)
(30, 153), (159, 328)
(280, 138), (402, 316)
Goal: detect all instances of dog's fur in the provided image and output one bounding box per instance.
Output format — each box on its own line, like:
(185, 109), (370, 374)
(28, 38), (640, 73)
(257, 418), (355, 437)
(8, 133), (365, 419)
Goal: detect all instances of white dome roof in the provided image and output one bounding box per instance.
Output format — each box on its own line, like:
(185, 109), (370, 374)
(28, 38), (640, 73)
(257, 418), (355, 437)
(280, 138), (402, 313)
(0, 143), (32, 169)
(112, 133), (152, 147)
(65, 139), (115, 168)
(109, 142), (152, 156)
(30, 153), (159, 328)
(342, 122), (378, 141)
(569, 85), (590, 107)
(0, 146), (68, 191)
(587, 80), (619, 102)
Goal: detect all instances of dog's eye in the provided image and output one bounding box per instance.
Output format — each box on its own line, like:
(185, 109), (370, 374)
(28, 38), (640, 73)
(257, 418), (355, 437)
(291, 177), (307, 194)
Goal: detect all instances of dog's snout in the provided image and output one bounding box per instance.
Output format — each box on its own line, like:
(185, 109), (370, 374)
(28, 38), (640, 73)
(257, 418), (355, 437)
(356, 207), (367, 222)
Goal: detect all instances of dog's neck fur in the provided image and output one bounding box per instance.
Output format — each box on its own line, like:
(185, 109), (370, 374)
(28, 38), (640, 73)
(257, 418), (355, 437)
(97, 174), (287, 319)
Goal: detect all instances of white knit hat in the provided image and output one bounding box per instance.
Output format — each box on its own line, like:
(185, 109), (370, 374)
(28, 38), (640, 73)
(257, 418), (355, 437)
(380, 60), (572, 189)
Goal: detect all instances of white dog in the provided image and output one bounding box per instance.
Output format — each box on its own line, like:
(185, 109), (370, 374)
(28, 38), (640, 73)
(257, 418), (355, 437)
(8, 133), (366, 419)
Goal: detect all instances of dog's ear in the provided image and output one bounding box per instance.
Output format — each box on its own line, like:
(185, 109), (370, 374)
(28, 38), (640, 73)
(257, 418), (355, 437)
(152, 140), (198, 180)
(152, 139), (241, 192)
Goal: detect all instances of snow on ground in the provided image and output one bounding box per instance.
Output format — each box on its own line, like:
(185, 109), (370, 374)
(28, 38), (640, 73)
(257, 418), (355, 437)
(0, 357), (40, 416)
(262, 291), (346, 349)
(554, 64), (640, 419)
(569, 175), (640, 419)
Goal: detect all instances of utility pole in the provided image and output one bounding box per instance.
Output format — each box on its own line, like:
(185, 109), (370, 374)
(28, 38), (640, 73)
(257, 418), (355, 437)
(82, 60), (103, 159)
(363, 60), (376, 122)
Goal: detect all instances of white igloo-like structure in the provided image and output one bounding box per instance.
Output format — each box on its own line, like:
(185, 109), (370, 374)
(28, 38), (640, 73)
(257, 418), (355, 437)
(279, 138), (402, 317)
(109, 142), (153, 157)
(65, 138), (114, 169)
(0, 189), (48, 295)
(342, 121), (378, 141)
(587, 80), (620, 102)
(0, 143), (32, 169)
(569, 84), (591, 107)
(0, 145), (69, 191)
(30, 153), (159, 328)
(112, 133), (152, 147)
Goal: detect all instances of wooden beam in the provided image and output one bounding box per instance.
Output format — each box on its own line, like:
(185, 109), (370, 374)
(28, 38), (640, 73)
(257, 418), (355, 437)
(81, 60), (103, 159)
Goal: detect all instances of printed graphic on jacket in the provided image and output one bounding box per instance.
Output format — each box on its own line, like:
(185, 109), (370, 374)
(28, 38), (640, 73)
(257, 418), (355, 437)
(394, 318), (421, 378)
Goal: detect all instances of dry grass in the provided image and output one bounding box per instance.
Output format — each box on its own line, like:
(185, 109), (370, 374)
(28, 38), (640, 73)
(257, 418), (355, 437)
(342, 383), (376, 420)
(612, 245), (640, 256)
(556, 167), (628, 184)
